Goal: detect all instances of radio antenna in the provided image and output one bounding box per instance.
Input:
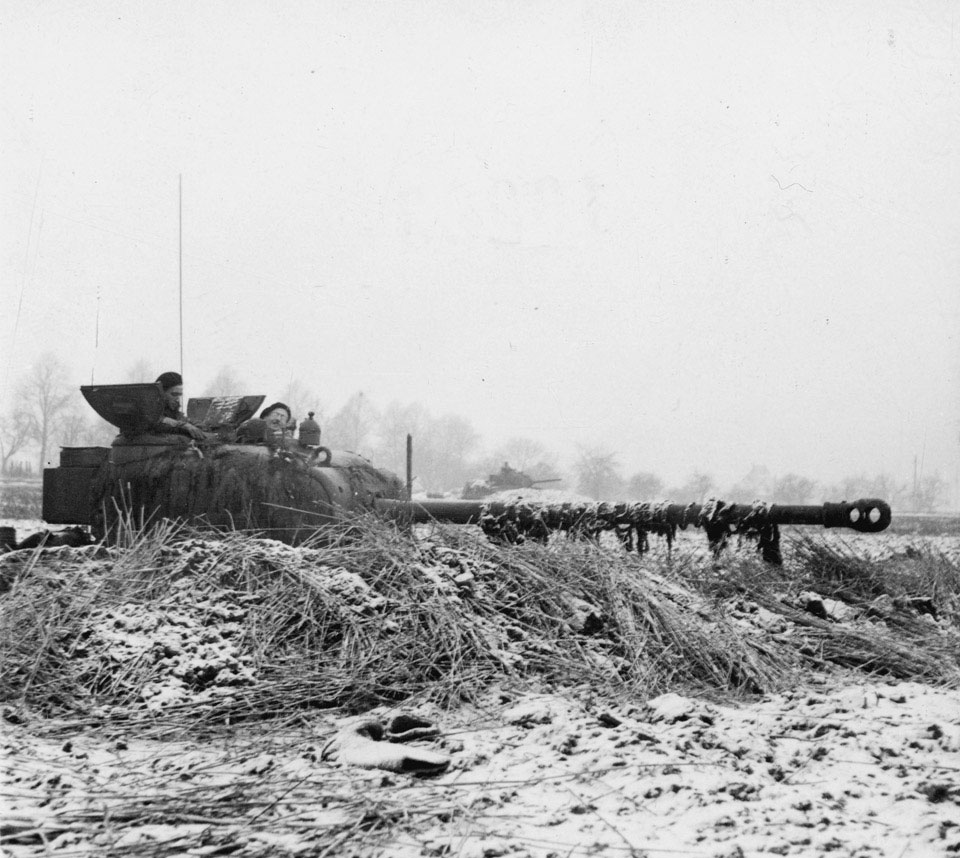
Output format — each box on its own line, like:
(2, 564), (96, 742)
(91, 285), (100, 384)
(179, 174), (184, 377)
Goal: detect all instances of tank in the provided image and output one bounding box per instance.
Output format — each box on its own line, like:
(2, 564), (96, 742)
(37, 382), (892, 562)
(461, 462), (561, 499)
(42, 384), (405, 544)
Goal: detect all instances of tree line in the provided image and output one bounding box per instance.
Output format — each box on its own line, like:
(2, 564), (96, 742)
(1, 352), (117, 476)
(569, 452), (949, 513)
(0, 353), (952, 513)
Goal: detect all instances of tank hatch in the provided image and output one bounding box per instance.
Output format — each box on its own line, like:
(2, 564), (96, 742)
(81, 383), (165, 436)
(187, 395), (265, 430)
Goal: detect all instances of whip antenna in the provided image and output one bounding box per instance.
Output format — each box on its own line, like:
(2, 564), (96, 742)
(91, 285), (100, 384)
(179, 174), (184, 377)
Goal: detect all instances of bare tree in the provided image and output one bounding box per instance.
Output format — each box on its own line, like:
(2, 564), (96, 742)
(626, 471), (665, 501)
(59, 410), (88, 447)
(831, 474), (867, 502)
(423, 414), (479, 489)
(728, 464), (773, 502)
(574, 446), (623, 500)
(672, 471), (716, 503)
(494, 437), (546, 473)
(771, 473), (818, 505)
(18, 352), (73, 471)
(863, 472), (907, 509)
(369, 402), (480, 492)
(53, 409), (116, 449)
(203, 365), (249, 397)
(524, 454), (563, 484)
(124, 358), (154, 383)
(0, 412), (33, 475)
(375, 401), (431, 476)
(84, 418), (118, 446)
(280, 378), (324, 426)
(326, 392), (378, 453)
(911, 474), (948, 513)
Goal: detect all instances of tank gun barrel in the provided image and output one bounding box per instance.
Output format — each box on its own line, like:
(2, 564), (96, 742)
(376, 496), (891, 564)
(377, 499), (486, 524)
(375, 497), (891, 533)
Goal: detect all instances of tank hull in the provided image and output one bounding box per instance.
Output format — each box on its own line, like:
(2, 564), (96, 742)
(43, 441), (405, 544)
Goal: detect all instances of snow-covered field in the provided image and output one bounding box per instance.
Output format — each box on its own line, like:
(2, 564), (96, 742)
(2, 522), (959, 857)
(3, 681), (960, 856)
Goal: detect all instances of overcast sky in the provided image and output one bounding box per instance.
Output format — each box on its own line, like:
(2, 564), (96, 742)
(2, 0), (959, 497)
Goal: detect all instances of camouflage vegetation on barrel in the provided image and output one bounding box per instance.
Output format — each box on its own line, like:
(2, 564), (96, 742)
(376, 496), (892, 565)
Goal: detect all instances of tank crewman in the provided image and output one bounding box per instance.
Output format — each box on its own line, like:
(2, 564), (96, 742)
(236, 401), (297, 446)
(260, 401), (295, 435)
(260, 401), (299, 448)
(153, 371), (207, 440)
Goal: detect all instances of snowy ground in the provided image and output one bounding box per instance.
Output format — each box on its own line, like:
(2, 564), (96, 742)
(3, 680), (960, 857)
(2, 521), (959, 856)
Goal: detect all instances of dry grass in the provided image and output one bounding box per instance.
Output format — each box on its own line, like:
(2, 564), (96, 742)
(0, 725), (470, 857)
(1, 518), (958, 733)
(794, 533), (960, 609)
(3, 520), (959, 858)
(671, 531), (960, 684)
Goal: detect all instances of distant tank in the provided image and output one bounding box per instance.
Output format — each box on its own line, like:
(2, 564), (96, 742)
(36, 382), (893, 563)
(461, 462), (562, 499)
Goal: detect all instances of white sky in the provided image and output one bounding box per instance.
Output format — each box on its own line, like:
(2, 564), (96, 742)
(2, 0), (959, 496)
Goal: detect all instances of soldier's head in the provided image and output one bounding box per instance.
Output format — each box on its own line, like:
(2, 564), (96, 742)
(260, 402), (292, 432)
(156, 372), (184, 412)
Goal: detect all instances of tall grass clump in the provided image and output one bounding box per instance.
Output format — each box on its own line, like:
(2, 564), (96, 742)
(669, 531), (960, 685)
(786, 533), (959, 625)
(3, 520), (959, 729)
(0, 516), (807, 725)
